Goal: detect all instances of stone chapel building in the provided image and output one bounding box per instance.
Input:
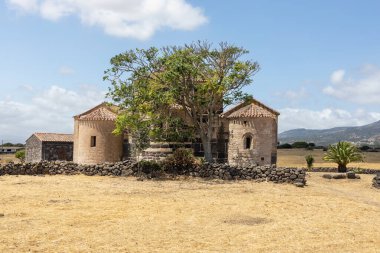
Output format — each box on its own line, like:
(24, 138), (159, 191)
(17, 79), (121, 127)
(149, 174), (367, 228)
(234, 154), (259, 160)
(26, 98), (279, 165)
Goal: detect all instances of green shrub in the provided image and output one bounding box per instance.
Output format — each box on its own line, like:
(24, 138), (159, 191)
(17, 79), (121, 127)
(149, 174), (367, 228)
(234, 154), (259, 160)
(137, 160), (162, 176)
(305, 154), (314, 169)
(15, 150), (25, 162)
(291, 141), (309, 149)
(161, 148), (196, 175)
(359, 145), (371, 151)
(278, 143), (292, 149)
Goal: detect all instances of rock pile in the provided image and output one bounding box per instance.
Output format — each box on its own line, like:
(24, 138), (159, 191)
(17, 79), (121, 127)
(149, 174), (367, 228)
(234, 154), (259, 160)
(0, 161), (307, 186)
(373, 174), (380, 189)
(322, 171), (361, 180)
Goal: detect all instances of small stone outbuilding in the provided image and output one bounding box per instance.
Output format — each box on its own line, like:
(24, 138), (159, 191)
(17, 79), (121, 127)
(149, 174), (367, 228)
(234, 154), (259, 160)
(25, 133), (73, 163)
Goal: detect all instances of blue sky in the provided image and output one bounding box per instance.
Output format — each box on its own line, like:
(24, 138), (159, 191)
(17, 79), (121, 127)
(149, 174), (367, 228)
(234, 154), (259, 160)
(1, 0), (380, 143)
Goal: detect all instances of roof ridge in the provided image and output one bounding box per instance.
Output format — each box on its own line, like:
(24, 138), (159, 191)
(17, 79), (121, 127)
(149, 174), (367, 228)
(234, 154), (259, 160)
(31, 133), (74, 142)
(74, 102), (109, 118)
(35, 132), (72, 135)
(74, 102), (118, 121)
(221, 98), (279, 119)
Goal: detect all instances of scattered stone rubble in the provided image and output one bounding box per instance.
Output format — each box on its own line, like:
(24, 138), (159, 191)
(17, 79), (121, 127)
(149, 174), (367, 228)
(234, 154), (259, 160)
(308, 167), (378, 174)
(322, 171), (361, 180)
(373, 174), (380, 189)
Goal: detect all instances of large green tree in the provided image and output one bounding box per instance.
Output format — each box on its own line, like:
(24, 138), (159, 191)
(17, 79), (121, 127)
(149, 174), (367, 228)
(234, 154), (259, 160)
(104, 41), (259, 162)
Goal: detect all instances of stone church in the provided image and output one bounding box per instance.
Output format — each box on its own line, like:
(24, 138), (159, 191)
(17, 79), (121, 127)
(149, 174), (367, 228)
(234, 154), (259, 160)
(26, 98), (279, 166)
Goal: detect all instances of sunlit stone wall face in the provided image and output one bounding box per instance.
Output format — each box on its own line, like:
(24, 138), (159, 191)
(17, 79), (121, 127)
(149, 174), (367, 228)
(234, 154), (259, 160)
(227, 117), (278, 166)
(74, 119), (123, 165)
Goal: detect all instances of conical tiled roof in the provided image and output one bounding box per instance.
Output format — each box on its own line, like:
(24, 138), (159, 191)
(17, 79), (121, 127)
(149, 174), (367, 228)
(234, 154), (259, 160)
(74, 103), (118, 121)
(221, 98), (279, 119)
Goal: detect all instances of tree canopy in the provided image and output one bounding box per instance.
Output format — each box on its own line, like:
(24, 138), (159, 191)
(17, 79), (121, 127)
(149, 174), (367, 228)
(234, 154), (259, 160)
(104, 41), (259, 161)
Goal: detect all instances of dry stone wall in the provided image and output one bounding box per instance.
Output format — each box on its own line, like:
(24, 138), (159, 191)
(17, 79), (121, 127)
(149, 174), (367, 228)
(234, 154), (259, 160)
(0, 161), (306, 186)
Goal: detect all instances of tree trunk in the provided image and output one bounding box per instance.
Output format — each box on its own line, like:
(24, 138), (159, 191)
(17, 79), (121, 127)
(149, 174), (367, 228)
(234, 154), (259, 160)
(338, 164), (347, 173)
(200, 135), (213, 163)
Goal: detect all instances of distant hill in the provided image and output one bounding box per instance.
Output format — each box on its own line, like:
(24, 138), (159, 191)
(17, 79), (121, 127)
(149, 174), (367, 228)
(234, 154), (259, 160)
(279, 120), (380, 146)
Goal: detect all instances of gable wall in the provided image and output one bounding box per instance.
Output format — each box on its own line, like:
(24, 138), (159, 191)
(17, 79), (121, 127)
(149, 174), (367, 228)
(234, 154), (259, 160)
(26, 135), (42, 163)
(227, 117), (277, 166)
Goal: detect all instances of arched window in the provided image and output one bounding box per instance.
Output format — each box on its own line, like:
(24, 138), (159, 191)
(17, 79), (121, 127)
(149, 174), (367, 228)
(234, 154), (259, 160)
(244, 136), (252, 149)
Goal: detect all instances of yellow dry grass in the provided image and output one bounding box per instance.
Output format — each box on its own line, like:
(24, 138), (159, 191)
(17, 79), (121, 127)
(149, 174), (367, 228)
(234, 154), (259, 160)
(0, 154), (18, 164)
(0, 174), (379, 252)
(278, 149), (380, 169)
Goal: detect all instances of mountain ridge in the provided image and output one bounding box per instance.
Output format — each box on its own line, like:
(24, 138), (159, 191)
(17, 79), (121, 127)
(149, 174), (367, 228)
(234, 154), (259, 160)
(279, 120), (380, 146)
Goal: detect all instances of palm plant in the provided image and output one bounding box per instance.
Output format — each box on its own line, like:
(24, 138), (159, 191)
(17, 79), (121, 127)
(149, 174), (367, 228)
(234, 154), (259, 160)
(305, 155), (314, 169)
(323, 142), (364, 173)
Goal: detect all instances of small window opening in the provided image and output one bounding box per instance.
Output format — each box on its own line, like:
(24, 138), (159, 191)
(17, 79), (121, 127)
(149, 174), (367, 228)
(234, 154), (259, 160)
(243, 121), (247, 126)
(244, 136), (252, 149)
(91, 136), (96, 147)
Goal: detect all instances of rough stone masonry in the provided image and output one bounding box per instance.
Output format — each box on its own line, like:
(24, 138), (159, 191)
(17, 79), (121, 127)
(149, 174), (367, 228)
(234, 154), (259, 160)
(0, 161), (306, 187)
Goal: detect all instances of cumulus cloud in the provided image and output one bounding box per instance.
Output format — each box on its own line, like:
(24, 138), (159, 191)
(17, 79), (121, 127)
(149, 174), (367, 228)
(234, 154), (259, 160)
(19, 84), (34, 91)
(279, 107), (380, 132)
(7, 0), (208, 40)
(7, 0), (38, 12)
(0, 85), (105, 142)
(279, 87), (307, 100)
(330, 69), (345, 84)
(323, 65), (380, 104)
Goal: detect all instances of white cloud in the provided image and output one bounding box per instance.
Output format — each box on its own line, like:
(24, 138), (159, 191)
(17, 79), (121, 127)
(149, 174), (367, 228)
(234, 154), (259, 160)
(323, 65), (380, 104)
(7, 0), (208, 40)
(279, 107), (380, 132)
(280, 87), (307, 100)
(59, 66), (74, 75)
(0, 85), (105, 142)
(19, 84), (34, 91)
(330, 69), (345, 84)
(7, 0), (38, 12)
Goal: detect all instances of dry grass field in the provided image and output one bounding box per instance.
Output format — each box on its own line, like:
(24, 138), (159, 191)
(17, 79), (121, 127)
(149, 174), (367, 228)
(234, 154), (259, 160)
(278, 149), (380, 169)
(0, 174), (379, 252)
(0, 154), (18, 164)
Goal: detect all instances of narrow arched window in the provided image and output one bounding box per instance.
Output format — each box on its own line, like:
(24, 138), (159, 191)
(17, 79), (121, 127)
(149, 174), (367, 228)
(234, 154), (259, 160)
(244, 136), (252, 149)
(90, 136), (96, 147)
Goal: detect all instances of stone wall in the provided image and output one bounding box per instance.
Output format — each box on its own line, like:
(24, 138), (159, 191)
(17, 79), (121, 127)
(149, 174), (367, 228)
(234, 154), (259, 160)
(42, 142), (73, 161)
(0, 161), (306, 186)
(25, 135), (42, 163)
(227, 117), (277, 166)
